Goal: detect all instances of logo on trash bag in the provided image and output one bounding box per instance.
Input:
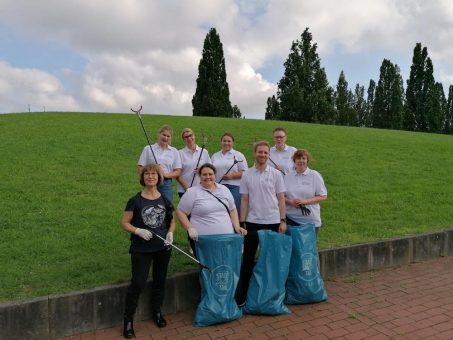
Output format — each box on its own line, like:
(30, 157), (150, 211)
(300, 253), (317, 281)
(211, 265), (233, 296)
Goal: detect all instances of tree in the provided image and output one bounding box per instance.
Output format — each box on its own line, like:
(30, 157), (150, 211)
(405, 43), (425, 131)
(192, 28), (233, 117)
(405, 43), (443, 132)
(232, 105), (242, 118)
(334, 71), (356, 126)
(276, 28), (334, 123)
(354, 84), (367, 127)
(265, 95), (280, 120)
(366, 79), (376, 127)
(372, 59), (404, 130)
(444, 85), (453, 134)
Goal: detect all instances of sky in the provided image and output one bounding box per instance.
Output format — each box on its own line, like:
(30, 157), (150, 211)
(1, 0), (453, 119)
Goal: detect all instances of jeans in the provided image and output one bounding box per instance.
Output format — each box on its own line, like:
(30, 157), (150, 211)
(124, 249), (172, 320)
(158, 179), (173, 204)
(236, 222), (280, 303)
(224, 184), (240, 216)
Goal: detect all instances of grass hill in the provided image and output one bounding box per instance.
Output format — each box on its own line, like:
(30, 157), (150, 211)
(1, 112), (452, 302)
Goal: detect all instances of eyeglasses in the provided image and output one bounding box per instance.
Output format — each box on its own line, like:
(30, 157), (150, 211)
(183, 134), (193, 139)
(273, 135), (286, 139)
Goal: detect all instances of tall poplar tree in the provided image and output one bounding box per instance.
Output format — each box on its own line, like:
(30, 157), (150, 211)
(192, 28), (234, 117)
(372, 59), (404, 130)
(404, 43), (443, 132)
(445, 85), (453, 134)
(334, 71), (356, 126)
(366, 79), (376, 127)
(265, 95), (280, 120)
(354, 84), (367, 127)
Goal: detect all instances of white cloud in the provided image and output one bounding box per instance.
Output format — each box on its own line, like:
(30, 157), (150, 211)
(1, 0), (453, 116)
(0, 61), (78, 112)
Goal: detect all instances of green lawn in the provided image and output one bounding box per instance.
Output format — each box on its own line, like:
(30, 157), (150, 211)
(1, 112), (452, 302)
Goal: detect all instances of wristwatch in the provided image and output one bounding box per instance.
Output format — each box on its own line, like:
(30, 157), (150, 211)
(280, 218), (286, 223)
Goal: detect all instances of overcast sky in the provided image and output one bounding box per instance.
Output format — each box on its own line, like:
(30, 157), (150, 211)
(1, 0), (452, 119)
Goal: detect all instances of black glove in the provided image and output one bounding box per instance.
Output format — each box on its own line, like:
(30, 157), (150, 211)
(299, 205), (311, 216)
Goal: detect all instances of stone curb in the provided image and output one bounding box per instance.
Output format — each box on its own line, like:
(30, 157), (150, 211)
(1, 228), (452, 339)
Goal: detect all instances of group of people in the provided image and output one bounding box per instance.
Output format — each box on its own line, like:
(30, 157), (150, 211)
(120, 125), (328, 338)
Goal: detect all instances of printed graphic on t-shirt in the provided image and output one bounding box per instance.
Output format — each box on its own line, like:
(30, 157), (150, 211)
(141, 204), (166, 229)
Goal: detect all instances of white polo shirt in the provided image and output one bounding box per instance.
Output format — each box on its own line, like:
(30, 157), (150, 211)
(240, 165), (286, 224)
(284, 168), (327, 227)
(211, 149), (248, 186)
(269, 144), (297, 175)
(177, 184), (236, 235)
(138, 143), (182, 174)
(177, 145), (211, 193)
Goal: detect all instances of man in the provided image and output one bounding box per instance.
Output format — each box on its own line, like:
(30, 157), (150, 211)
(237, 140), (286, 305)
(269, 127), (297, 175)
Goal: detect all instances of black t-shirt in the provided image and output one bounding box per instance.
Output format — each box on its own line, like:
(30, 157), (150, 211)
(125, 193), (173, 253)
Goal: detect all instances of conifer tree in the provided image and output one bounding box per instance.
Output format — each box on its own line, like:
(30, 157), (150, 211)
(192, 28), (233, 117)
(276, 28), (334, 123)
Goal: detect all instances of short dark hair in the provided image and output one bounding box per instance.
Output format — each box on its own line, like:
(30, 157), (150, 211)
(198, 163), (217, 176)
(139, 164), (164, 186)
(220, 132), (235, 142)
(273, 127), (287, 135)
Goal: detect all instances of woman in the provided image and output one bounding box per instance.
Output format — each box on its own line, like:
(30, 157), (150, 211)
(284, 149), (327, 235)
(176, 128), (211, 197)
(177, 163), (247, 254)
(211, 133), (248, 214)
(121, 164), (176, 338)
(137, 124), (182, 204)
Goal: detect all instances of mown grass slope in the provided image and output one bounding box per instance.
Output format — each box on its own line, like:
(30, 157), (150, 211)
(1, 112), (452, 302)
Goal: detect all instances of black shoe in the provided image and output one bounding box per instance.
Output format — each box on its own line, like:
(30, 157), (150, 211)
(123, 319), (135, 338)
(152, 312), (167, 328)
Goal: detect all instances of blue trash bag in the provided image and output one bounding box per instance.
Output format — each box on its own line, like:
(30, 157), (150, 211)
(285, 223), (328, 304)
(243, 229), (292, 315)
(194, 233), (243, 327)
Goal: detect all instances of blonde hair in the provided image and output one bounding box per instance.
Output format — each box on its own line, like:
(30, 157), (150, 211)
(181, 127), (194, 139)
(158, 125), (173, 136)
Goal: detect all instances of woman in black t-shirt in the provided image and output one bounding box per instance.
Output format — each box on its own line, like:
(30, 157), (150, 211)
(121, 164), (175, 338)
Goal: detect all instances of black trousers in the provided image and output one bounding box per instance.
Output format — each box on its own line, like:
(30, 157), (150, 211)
(236, 222), (280, 303)
(124, 248), (172, 320)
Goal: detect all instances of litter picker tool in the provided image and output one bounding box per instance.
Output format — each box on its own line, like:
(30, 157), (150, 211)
(218, 156), (243, 184)
(299, 205), (311, 216)
(131, 105), (158, 165)
(150, 230), (211, 272)
(268, 157), (286, 176)
(190, 132), (208, 187)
